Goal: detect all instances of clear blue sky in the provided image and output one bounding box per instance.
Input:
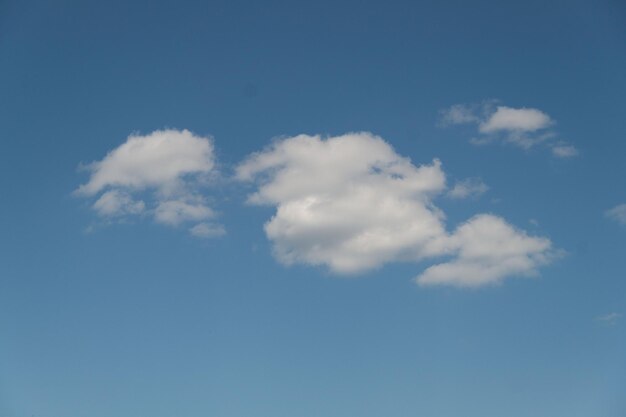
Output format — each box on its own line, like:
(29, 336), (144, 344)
(1, 0), (625, 416)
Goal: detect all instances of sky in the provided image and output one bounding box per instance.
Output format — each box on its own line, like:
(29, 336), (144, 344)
(1, 0), (625, 416)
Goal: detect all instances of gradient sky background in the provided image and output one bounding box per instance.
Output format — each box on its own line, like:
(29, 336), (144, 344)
(1, 0), (626, 416)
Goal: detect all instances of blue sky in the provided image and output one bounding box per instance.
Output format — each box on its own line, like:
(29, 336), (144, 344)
(1, 0), (625, 416)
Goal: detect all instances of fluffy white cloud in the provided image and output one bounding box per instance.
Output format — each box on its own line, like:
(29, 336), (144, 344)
(238, 132), (557, 286)
(447, 177), (488, 199)
(606, 204), (626, 226)
(416, 214), (554, 287)
(237, 133), (447, 273)
(77, 129), (223, 236)
(441, 101), (577, 155)
(479, 106), (552, 133)
(77, 129), (215, 196)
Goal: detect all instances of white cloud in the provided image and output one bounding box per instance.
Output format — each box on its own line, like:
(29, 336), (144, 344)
(606, 204), (626, 226)
(237, 133), (447, 274)
(77, 129), (223, 236)
(447, 177), (488, 199)
(596, 312), (622, 325)
(441, 101), (576, 155)
(439, 104), (480, 125)
(92, 190), (145, 217)
(479, 106), (552, 133)
(189, 222), (226, 239)
(551, 144), (579, 158)
(77, 129), (215, 196)
(416, 214), (555, 287)
(238, 132), (557, 286)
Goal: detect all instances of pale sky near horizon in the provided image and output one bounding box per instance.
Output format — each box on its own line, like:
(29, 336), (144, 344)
(1, 0), (625, 416)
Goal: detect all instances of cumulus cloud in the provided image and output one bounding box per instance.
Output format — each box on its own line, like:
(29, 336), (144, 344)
(237, 132), (557, 286)
(441, 101), (578, 155)
(447, 177), (488, 199)
(479, 106), (552, 133)
(417, 215), (555, 287)
(77, 129), (224, 236)
(605, 204), (626, 226)
(237, 133), (447, 274)
(77, 129), (215, 196)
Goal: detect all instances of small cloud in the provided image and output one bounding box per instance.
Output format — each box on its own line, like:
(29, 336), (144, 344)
(447, 177), (488, 199)
(529, 218), (539, 226)
(440, 101), (574, 157)
(469, 136), (496, 146)
(76, 129), (216, 197)
(605, 204), (626, 226)
(92, 190), (145, 217)
(439, 104), (480, 126)
(551, 143), (579, 158)
(503, 130), (555, 150)
(479, 106), (552, 133)
(189, 222), (226, 239)
(76, 129), (224, 237)
(154, 200), (214, 226)
(416, 214), (559, 288)
(596, 312), (622, 325)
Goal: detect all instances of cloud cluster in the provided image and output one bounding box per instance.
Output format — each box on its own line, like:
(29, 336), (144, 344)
(77, 129), (224, 238)
(76, 129), (561, 287)
(237, 133), (557, 286)
(441, 101), (579, 157)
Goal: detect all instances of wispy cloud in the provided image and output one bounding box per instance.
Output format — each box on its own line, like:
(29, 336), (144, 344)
(440, 101), (579, 157)
(605, 204), (626, 226)
(447, 177), (488, 199)
(439, 103), (481, 125)
(76, 129), (224, 237)
(237, 132), (558, 287)
(596, 312), (622, 325)
(551, 143), (580, 158)
(189, 222), (226, 239)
